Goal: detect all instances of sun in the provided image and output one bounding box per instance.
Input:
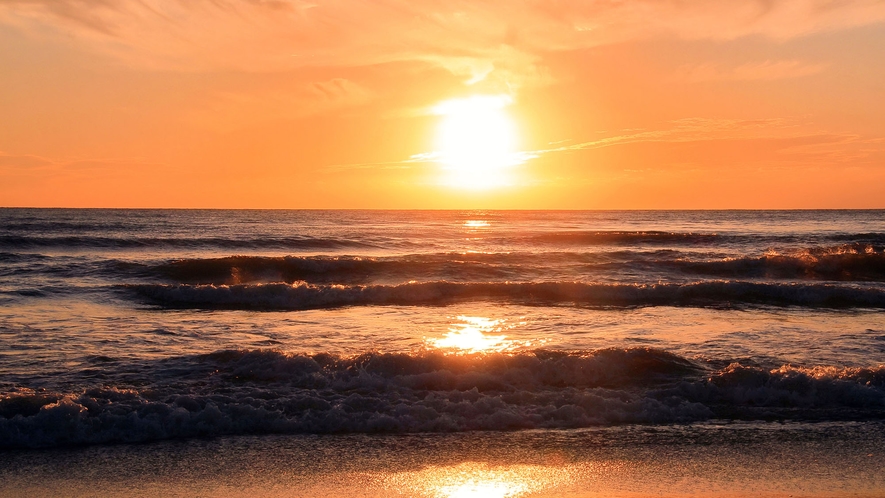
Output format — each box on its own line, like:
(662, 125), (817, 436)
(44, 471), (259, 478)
(433, 95), (523, 190)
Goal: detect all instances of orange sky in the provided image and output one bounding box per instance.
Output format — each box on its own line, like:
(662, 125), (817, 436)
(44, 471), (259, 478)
(2, 0), (885, 208)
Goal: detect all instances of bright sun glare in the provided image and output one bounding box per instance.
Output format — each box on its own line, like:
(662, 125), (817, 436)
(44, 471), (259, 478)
(425, 315), (548, 353)
(433, 95), (523, 190)
(430, 316), (511, 352)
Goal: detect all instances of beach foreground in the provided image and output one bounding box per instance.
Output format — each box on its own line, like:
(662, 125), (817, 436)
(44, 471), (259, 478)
(2, 422), (883, 497)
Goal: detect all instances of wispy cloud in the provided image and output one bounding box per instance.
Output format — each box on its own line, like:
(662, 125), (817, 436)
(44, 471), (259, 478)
(183, 78), (373, 132)
(2, 0), (883, 84)
(327, 117), (884, 175)
(0, 151), (158, 174)
(531, 118), (800, 154)
(0, 152), (55, 169)
(675, 60), (828, 82)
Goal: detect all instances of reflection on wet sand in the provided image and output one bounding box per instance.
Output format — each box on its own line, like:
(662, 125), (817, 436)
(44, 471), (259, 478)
(4, 425), (885, 497)
(381, 462), (576, 498)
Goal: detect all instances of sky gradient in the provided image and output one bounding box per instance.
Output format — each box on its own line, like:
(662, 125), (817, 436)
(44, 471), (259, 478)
(2, 0), (885, 208)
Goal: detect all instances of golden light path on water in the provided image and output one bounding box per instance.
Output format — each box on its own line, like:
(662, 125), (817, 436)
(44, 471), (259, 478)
(428, 316), (541, 353)
(431, 217), (540, 353)
(430, 316), (511, 352)
(462, 219), (490, 228)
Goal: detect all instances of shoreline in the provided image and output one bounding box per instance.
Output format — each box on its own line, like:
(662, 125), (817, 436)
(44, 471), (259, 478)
(2, 421), (883, 497)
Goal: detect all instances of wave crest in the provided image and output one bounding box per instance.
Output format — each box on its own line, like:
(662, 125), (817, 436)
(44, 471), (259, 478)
(0, 235), (379, 250)
(685, 244), (885, 281)
(527, 231), (721, 246)
(2, 349), (883, 448)
(127, 280), (885, 310)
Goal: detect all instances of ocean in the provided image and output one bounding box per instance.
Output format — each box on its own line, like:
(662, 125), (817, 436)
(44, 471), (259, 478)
(1, 209), (884, 497)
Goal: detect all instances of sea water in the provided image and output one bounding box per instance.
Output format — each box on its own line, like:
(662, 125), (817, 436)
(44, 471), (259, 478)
(1, 209), (884, 496)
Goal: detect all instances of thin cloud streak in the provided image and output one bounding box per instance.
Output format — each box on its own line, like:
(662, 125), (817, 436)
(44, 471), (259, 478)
(675, 60), (829, 82)
(327, 117), (883, 174)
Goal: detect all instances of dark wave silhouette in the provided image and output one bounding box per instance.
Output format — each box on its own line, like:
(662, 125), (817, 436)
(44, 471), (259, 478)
(676, 243), (885, 281)
(127, 280), (885, 310)
(0, 235), (381, 250)
(146, 244), (885, 286)
(1, 347), (882, 448)
(526, 230), (723, 245)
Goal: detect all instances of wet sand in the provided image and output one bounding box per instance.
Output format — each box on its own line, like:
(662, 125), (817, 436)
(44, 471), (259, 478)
(2, 421), (883, 497)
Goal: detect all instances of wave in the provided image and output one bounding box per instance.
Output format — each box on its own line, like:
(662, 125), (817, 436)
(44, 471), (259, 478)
(1, 348), (882, 448)
(148, 244), (885, 286)
(126, 280), (885, 310)
(0, 252), (51, 263)
(827, 232), (885, 245)
(526, 231), (723, 246)
(0, 230), (732, 251)
(151, 254), (526, 285)
(0, 235), (382, 250)
(519, 231), (885, 250)
(679, 244), (885, 281)
(148, 252), (646, 285)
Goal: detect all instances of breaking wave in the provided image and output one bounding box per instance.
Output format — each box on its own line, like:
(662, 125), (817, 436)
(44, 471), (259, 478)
(147, 244), (885, 286)
(681, 244), (885, 281)
(1, 348), (882, 448)
(128, 280), (885, 310)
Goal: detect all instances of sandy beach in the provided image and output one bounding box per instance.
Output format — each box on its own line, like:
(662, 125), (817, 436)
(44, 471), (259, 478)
(3, 422), (884, 497)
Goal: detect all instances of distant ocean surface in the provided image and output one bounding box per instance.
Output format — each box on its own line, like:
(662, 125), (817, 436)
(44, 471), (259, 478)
(2, 209), (885, 449)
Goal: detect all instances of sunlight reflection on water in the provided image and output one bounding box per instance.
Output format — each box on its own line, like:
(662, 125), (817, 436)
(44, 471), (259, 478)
(430, 316), (510, 352)
(427, 316), (542, 353)
(463, 220), (491, 228)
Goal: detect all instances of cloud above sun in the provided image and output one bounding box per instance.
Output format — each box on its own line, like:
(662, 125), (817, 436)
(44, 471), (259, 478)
(4, 1), (885, 80)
